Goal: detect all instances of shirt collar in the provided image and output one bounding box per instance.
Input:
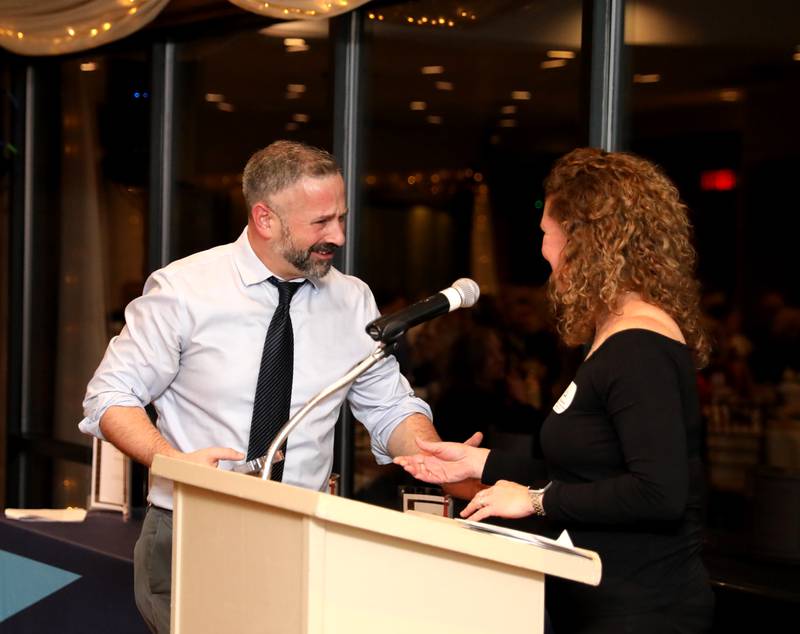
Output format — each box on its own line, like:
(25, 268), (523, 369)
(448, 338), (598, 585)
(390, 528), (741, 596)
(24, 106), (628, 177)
(232, 227), (321, 290)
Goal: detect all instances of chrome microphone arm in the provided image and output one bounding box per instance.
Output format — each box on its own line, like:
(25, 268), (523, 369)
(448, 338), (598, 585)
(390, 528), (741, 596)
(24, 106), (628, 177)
(232, 342), (390, 479)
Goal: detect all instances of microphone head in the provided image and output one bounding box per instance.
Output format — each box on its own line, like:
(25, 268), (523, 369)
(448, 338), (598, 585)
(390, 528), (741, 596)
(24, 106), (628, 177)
(452, 278), (480, 308)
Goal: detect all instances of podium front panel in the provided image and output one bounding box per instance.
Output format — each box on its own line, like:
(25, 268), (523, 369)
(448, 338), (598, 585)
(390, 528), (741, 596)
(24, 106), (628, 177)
(172, 484), (308, 634)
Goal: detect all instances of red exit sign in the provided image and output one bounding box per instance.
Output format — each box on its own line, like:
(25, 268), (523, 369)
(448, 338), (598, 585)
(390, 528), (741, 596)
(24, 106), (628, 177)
(701, 169), (737, 191)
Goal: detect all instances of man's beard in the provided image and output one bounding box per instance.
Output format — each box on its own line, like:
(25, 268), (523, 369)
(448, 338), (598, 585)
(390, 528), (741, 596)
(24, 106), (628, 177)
(279, 224), (339, 279)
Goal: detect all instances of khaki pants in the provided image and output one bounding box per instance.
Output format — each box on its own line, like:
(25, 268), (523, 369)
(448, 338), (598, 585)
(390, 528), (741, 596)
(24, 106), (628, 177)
(134, 506), (173, 634)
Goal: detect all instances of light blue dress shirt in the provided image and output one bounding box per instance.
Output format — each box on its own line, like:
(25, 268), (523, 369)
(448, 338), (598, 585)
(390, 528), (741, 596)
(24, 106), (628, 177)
(79, 228), (431, 509)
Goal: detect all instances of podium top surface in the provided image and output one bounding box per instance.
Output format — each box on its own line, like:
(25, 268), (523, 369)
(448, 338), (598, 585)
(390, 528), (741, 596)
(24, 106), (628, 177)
(152, 455), (601, 586)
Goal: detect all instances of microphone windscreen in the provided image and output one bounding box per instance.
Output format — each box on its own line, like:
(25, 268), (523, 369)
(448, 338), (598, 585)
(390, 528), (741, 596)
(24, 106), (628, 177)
(452, 278), (480, 308)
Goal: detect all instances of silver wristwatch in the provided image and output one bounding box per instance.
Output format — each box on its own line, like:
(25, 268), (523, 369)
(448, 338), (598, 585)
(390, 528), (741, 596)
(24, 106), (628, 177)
(527, 482), (551, 516)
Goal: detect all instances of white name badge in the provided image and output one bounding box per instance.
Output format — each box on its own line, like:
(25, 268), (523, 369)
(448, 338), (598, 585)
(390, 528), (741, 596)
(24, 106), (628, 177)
(553, 381), (577, 414)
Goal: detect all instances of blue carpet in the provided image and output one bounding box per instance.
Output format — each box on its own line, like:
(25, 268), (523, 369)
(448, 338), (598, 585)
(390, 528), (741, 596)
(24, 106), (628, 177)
(0, 516), (147, 633)
(0, 549), (81, 622)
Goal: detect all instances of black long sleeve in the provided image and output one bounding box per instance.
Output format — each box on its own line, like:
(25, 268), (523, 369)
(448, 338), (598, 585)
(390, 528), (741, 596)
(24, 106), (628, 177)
(541, 332), (691, 524)
(481, 329), (711, 622)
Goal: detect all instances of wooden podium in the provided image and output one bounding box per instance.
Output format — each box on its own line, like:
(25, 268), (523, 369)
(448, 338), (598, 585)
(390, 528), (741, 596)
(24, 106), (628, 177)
(152, 456), (601, 634)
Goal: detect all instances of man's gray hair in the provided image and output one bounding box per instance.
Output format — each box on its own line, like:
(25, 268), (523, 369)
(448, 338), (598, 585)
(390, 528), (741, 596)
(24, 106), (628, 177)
(242, 140), (341, 210)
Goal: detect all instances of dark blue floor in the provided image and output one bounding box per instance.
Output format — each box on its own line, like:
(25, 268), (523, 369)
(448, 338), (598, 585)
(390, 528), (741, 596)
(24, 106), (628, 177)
(0, 512), (148, 633)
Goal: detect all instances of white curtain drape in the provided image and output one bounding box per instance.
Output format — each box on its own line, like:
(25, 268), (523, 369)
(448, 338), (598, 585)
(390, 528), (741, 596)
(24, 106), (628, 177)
(0, 0), (371, 56)
(0, 0), (171, 56)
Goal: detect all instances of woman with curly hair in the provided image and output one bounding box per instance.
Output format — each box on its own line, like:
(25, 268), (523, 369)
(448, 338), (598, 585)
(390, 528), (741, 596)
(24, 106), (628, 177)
(396, 148), (715, 633)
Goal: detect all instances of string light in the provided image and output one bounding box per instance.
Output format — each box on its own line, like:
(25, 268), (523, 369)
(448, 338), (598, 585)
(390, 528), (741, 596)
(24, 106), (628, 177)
(385, 10), (474, 28)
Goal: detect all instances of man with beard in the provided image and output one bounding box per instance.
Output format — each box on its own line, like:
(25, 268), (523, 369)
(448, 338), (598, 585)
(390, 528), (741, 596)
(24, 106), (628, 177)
(79, 141), (442, 633)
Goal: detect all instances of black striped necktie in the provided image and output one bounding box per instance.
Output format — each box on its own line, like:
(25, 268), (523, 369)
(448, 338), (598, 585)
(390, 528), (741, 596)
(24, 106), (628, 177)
(246, 276), (304, 480)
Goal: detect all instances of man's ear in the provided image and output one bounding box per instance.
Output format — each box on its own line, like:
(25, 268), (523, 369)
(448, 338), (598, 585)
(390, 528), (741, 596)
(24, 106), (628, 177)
(250, 202), (279, 239)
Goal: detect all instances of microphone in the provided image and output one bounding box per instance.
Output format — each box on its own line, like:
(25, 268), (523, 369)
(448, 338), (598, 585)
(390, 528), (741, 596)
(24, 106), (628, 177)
(366, 278), (480, 343)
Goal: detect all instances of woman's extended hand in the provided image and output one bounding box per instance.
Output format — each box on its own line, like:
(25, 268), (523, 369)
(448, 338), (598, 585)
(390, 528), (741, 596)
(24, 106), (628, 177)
(461, 480), (535, 522)
(393, 432), (488, 484)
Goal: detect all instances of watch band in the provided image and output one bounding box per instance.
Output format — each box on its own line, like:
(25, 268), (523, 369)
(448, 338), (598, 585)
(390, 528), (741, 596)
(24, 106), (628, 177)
(527, 483), (550, 516)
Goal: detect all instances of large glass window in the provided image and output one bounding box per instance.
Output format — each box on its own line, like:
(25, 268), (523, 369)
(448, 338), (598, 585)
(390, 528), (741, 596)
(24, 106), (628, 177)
(0, 60), (12, 507)
(356, 0), (585, 504)
(24, 51), (150, 507)
(625, 0), (800, 574)
(171, 21), (333, 259)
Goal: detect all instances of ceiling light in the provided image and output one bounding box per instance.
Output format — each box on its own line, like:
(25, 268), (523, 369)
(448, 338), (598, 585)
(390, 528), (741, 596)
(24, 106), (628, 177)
(435, 81), (454, 91)
(80, 62), (97, 72)
(719, 89), (742, 102)
(421, 65), (444, 75)
(633, 73), (661, 84)
(541, 59), (567, 69)
(286, 83), (306, 93)
(426, 115), (442, 124)
(499, 119), (517, 128)
(292, 113), (310, 123)
(205, 93), (225, 102)
(217, 102), (235, 112)
(284, 38), (305, 47)
(511, 91), (531, 101)
(500, 105), (517, 115)
(409, 101), (427, 111)
(547, 50), (575, 59)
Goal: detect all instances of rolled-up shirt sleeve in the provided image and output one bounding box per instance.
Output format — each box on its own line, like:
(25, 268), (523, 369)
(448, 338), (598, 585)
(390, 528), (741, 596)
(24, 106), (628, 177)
(345, 290), (432, 464)
(79, 271), (186, 439)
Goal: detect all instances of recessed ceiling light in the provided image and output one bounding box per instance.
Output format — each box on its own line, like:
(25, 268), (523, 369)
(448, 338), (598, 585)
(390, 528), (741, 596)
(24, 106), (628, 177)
(547, 50), (575, 59)
(541, 59), (567, 69)
(511, 91), (531, 101)
(410, 101), (427, 111)
(421, 65), (444, 75)
(435, 81), (454, 91)
(719, 89), (742, 102)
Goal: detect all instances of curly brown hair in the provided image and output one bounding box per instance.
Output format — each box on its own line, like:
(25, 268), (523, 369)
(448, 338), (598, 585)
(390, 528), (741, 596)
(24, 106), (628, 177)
(543, 147), (709, 367)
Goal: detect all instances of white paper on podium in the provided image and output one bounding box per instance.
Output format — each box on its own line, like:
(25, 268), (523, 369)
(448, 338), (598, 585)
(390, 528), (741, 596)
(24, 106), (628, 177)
(456, 519), (591, 559)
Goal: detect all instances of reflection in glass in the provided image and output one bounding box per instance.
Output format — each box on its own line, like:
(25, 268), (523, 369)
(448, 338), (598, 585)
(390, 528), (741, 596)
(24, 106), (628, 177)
(626, 0), (800, 563)
(0, 63), (11, 506)
(356, 1), (585, 504)
(28, 52), (149, 504)
(171, 22), (333, 259)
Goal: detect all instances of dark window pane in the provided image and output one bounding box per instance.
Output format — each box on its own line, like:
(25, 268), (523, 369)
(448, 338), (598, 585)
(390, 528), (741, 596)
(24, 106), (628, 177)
(625, 0), (800, 564)
(171, 23), (333, 259)
(356, 1), (585, 503)
(27, 51), (150, 503)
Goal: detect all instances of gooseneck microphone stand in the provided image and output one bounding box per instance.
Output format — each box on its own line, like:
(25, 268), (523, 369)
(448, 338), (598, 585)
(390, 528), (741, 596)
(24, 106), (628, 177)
(232, 342), (391, 479)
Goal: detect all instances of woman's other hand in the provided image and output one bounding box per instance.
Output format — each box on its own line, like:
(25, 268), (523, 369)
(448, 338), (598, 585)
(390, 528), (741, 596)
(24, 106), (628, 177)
(461, 480), (536, 522)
